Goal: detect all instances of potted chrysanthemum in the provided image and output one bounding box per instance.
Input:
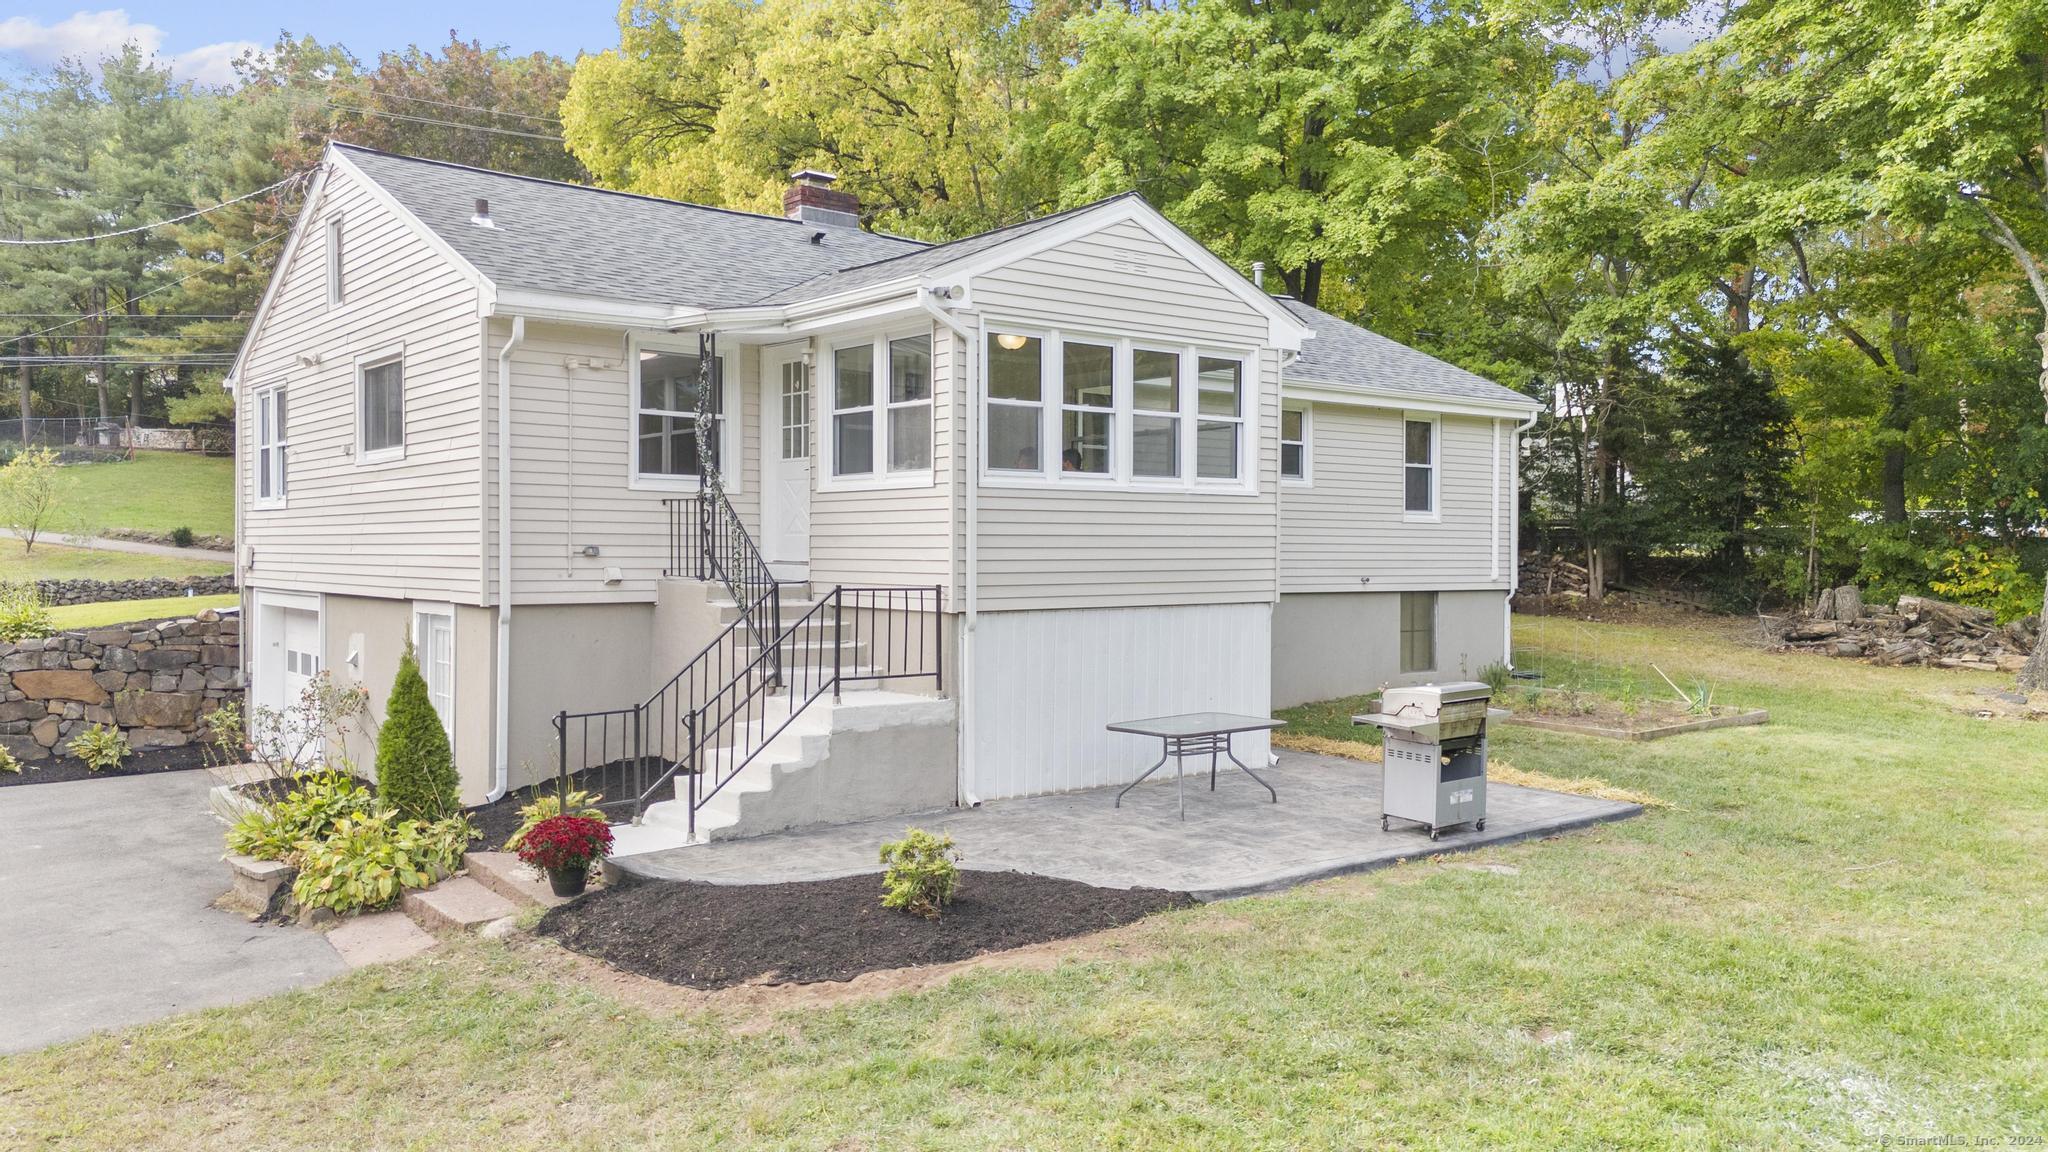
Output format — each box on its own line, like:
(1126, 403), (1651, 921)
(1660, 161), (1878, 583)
(516, 813), (613, 897)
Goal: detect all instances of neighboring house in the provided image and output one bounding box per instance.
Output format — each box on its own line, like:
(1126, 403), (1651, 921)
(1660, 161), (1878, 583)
(226, 142), (1540, 851)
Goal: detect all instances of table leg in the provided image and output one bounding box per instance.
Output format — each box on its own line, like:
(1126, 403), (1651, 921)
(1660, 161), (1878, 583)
(1176, 739), (1185, 821)
(1115, 741), (1171, 809)
(1209, 746), (1218, 791)
(1226, 739), (1278, 803)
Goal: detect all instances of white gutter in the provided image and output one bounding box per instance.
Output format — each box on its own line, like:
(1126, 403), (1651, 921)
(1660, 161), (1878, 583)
(1504, 407), (1540, 670)
(918, 288), (982, 807)
(489, 314), (526, 801)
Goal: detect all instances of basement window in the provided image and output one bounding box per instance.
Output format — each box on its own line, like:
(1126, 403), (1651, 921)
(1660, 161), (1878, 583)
(1400, 591), (1437, 673)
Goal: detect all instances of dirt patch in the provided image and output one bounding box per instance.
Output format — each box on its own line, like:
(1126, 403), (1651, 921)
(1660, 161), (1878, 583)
(0, 742), (209, 788)
(1495, 689), (1766, 740)
(538, 870), (1193, 990)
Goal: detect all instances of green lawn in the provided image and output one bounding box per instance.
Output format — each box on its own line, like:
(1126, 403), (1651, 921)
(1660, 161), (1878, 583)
(2, 617), (2043, 1148)
(0, 542), (230, 583)
(51, 450), (234, 540)
(47, 593), (239, 629)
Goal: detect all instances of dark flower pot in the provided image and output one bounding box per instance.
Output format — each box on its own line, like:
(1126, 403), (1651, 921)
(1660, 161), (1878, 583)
(547, 865), (590, 898)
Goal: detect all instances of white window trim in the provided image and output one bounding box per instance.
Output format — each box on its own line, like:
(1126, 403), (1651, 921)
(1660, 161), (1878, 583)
(354, 345), (406, 467)
(252, 383), (288, 508)
(626, 333), (741, 494)
(324, 213), (344, 309)
(1281, 403), (1311, 486)
(819, 325), (936, 492)
(1402, 410), (1440, 523)
(979, 319), (1258, 495)
(410, 602), (456, 752)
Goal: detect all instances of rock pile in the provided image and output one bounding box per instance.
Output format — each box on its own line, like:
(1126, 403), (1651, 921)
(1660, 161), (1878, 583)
(1777, 589), (2039, 671)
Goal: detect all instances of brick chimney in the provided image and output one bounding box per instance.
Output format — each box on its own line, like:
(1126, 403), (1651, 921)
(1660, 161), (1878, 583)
(784, 169), (861, 228)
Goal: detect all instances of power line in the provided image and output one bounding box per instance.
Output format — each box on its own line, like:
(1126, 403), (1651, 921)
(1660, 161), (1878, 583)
(0, 177), (207, 214)
(0, 172), (306, 246)
(0, 355), (238, 364)
(321, 81), (564, 126)
(322, 101), (567, 143)
(0, 313), (240, 319)
(14, 229), (288, 343)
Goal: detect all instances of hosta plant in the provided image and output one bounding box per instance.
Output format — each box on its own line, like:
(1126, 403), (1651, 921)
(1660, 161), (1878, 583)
(71, 724), (130, 772)
(290, 810), (471, 914)
(225, 770), (375, 861)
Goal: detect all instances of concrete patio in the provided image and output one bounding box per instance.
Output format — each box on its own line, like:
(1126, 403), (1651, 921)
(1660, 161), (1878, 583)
(612, 750), (1642, 901)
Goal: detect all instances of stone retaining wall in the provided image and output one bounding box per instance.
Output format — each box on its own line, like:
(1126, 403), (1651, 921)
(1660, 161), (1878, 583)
(0, 608), (240, 761)
(34, 575), (237, 607)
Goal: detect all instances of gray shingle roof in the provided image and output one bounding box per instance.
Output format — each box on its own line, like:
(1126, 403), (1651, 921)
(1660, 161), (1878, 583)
(1279, 298), (1536, 409)
(756, 192), (1145, 305)
(335, 144), (926, 309)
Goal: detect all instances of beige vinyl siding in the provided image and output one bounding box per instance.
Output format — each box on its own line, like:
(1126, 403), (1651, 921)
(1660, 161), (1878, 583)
(966, 219), (1282, 611)
(1280, 406), (1512, 593)
(486, 319), (761, 605)
(808, 320), (955, 593)
(237, 165), (483, 602)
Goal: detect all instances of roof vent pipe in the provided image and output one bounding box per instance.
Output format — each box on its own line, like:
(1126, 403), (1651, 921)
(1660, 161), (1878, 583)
(472, 198), (494, 228)
(1252, 261), (1264, 289)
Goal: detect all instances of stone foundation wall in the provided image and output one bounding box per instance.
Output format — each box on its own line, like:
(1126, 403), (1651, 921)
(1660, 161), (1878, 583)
(0, 608), (241, 761)
(34, 575), (237, 607)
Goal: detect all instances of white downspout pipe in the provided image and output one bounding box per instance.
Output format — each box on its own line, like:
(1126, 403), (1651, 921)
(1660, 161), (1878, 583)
(1504, 407), (1539, 670)
(489, 314), (526, 801)
(919, 288), (982, 806)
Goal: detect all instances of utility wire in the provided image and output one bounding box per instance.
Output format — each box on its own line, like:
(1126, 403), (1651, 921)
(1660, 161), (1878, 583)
(322, 101), (567, 143)
(321, 81), (564, 125)
(0, 172), (305, 246)
(10, 229), (288, 344)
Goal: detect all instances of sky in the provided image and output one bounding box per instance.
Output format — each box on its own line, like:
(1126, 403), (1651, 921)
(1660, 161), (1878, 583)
(0, 4), (617, 87)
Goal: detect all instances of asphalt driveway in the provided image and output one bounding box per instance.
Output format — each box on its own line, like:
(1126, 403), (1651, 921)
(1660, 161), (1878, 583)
(0, 769), (344, 1054)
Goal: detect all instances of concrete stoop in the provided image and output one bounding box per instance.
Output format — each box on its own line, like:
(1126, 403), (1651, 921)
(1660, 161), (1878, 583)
(400, 876), (519, 933)
(619, 689), (958, 855)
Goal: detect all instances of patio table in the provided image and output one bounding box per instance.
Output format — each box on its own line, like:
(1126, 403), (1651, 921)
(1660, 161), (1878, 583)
(1108, 711), (1286, 821)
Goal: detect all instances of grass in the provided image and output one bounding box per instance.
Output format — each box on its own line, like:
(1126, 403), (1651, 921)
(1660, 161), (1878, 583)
(50, 450), (233, 539)
(2, 616), (2045, 1148)
(47, 593), (238, 630)
(0, 542), (230, 583)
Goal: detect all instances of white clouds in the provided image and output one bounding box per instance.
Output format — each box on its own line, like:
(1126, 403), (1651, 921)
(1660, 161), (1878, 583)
(0, 9), (261, 88)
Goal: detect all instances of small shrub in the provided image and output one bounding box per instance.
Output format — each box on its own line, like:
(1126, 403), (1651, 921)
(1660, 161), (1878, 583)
(502, 788), (605, 852)
(290, 810), (471, 914)
(375, 642), (457, 820)
(249, 673), (369, 772)
(878, 827), (961, 919)
(0, 446), (60, 552)
(170, 526), (196, 548)
(1931, 544), (2045, 625)
(199, 699), (245, 767)
(515, 813), (613, 876)
(1477, 661), (1512, 696)
(71, 724), (130, 772)
(0, 744), (20, 774)
(0, 582), (54, 642)
(225, 770), (374, 861)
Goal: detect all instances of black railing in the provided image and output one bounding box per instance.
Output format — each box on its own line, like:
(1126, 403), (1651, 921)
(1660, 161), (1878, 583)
(664, 491), (782, 683)
(552, 584), (943, 834)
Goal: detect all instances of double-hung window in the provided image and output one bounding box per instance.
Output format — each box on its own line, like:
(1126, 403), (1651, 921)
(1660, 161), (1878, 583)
(1400, 592), (1437, 672)
(1404, 415), (1437, 517)
(1060, 340), (1114, 474)
(986, 333), (1044, 473)
(828, 333), (932, 481)
(1131, 348), (1180, 479)
(1281, 407), (1309, 482)
(254, 385), (287, 505)
(358, 352), (404, 461)
(634, 344), (724, 481)
(1195, 357), (1243, 480)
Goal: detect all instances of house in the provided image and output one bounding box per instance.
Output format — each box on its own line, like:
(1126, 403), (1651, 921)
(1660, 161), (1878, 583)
(225, 142), (1540, 850)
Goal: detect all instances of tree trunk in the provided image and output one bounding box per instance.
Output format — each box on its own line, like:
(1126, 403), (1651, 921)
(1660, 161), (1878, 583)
(88, 287), (108, 422)
(13, 333), (29, 425)
(125, 296), (143, 428)
(1880, 313), (1917, 524)
(2022, 586), (2048, 691)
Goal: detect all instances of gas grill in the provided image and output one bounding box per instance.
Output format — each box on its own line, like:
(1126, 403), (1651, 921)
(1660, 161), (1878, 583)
(1351, 681), (1493, 839)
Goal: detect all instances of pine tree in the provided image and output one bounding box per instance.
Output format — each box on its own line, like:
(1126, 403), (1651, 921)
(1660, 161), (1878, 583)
(376, 640), (457, 821)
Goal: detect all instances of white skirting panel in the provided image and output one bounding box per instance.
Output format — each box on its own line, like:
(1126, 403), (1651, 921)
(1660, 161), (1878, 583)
(967, 602), (1272, 801)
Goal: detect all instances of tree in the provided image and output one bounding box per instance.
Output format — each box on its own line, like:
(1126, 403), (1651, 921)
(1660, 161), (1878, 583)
(0, 447), (62, 553)
(375, 642), (457, 820)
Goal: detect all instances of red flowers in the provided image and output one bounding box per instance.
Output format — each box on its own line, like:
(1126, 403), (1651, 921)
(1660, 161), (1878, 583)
(515, 814), (614, 872)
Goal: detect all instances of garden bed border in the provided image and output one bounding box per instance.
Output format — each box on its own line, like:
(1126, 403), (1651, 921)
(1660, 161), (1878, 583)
(1498, 707), (1770, 741)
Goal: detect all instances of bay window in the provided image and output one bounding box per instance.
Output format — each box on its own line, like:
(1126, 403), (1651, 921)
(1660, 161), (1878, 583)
(826, 331), (934, 482)
(633, 343), (725, 481)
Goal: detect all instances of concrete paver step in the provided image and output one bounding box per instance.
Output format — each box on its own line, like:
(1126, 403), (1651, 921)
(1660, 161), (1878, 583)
(400, 876), (519, 932)
(327, 910), (439, 968)
(464, 851), (588, 909)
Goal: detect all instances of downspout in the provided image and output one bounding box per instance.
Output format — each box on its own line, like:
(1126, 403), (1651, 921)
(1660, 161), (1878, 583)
(1273, 348), (1298, 768)
(918, 287), (981, 806)
(489, 315), (526, 801)
(1504, 407), (1539, 670)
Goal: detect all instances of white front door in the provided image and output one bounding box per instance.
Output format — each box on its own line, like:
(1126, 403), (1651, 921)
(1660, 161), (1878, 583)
(253, 591), (324, 764)
(761, 349), (812, 569)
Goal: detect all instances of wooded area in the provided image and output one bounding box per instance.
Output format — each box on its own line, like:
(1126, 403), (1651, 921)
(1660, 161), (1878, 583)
(2, 0), (2043, 685)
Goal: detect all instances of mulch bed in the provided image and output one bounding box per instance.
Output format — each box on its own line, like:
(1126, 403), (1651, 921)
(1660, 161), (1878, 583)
(0, 742), (210, 788)
(538, 870), (1193, 989)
